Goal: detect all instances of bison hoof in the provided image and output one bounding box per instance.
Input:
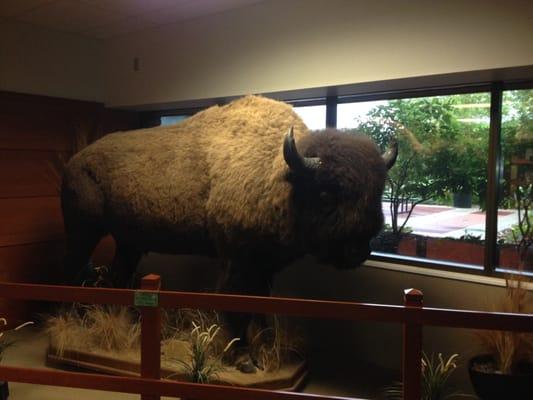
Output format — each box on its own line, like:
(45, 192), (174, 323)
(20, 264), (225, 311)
(236, 356), (257, 374)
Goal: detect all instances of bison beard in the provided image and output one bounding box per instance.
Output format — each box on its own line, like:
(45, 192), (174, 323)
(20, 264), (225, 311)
(61, 95), (397, 372)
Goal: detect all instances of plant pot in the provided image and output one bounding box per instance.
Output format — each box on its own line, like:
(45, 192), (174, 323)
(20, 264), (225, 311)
(426, 237), (484, 265)
(370, 232), (401, 254)
(468, 354), (533, 400)
(0, 381), (8, 400)
(453, 191), (472, 208)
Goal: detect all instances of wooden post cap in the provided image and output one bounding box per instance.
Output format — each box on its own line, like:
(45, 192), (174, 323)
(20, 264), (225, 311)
(404, 288), (423, 305)
(140, 274), (161, 290)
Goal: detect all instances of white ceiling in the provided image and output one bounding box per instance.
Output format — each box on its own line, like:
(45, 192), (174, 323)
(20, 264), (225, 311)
(0, 0), (265, 39)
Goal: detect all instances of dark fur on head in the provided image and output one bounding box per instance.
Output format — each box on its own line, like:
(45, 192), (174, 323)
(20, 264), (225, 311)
(287, 129), (387, 267)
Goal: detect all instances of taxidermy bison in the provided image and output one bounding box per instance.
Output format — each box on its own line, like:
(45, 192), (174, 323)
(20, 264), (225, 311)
(61, 95), (397, 371)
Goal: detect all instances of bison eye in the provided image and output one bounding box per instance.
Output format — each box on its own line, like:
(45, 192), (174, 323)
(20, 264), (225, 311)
(319, 191), (335, 203)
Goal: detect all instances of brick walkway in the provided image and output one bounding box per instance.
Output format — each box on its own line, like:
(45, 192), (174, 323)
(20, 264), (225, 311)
(382, 203), (518, 239)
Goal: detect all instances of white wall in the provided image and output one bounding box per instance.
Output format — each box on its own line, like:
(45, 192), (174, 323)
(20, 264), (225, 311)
(103, 0), (533, 108)
(275, 260), (508, 392)
(0, 20), (103, 102)
(4, 0), (531, 106)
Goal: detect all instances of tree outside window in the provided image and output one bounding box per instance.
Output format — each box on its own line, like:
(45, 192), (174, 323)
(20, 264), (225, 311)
(339, 93), (491, 267)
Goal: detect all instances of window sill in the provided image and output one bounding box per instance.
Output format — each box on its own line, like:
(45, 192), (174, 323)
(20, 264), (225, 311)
(363, 259), (533, 290)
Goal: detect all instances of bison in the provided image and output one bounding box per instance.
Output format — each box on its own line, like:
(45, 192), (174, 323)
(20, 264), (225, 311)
(61, 95), (397, 371)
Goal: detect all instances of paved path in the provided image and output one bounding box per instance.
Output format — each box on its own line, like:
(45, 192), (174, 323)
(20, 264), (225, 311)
(382, 203), (518, 239)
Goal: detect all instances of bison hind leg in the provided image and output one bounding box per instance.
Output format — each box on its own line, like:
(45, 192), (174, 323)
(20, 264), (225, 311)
(111, 243), (143, 288)
(64, 228), (106, 286)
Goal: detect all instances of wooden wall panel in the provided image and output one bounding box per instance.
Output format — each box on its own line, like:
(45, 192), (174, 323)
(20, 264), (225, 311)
(0, 240), (65, 324)
(0, 90), (140, 322)
(0, 150), (67, 198)
(0, 111), (72, 151)
(0, 240), (65, 283)
(0, 197), (64, 247)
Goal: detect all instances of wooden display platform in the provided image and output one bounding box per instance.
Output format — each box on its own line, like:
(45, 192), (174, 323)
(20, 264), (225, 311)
(46, 346), (307, 391)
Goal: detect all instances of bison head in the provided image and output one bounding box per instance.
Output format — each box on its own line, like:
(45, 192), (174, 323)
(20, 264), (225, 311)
(284, 127), (397, 269)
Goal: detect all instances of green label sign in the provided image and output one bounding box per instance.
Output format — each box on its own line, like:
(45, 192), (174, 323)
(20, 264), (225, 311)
(134, 291), (159, 307)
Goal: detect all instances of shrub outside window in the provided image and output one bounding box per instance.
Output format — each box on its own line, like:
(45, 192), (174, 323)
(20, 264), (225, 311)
(339, 93), (493, 269)
(498, 89), (533, 272)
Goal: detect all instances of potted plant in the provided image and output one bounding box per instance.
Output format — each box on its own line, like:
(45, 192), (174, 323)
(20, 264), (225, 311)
(468, 185), (533, 399)
(468, 271), (533, 400)
(0, 318), (34, 399)
(446, 147), (476, 209)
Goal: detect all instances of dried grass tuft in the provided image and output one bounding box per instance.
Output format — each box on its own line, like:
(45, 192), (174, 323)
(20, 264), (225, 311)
(162, 309), (222, 342)
(162, 309), (228, 361)
(82, 305), (141, 351)
(46, 305), (140, 356)
(47, 306), (304, 373)
(167, 321), (238, 383)
(249, 315), (305, 372)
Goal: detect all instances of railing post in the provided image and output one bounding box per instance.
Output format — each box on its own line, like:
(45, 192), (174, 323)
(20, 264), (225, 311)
(139, 274), (161, 400)
(403, 288), (423, 400)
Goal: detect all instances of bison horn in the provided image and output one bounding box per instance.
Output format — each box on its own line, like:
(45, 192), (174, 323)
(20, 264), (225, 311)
(382, 138), (398, 170)
(283, 127), (321, 173)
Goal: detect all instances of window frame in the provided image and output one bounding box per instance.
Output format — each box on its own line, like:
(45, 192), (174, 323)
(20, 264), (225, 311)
(334, 81), (533, 277)
(147, 79), (533, 277)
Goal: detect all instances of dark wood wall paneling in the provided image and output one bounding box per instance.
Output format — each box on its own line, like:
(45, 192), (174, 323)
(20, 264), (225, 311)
(0, 91), (139, 324)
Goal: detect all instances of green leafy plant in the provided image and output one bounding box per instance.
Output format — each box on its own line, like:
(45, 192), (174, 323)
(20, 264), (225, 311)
(458, 231), (484, 244)
(354, 94), (491, 217)
(378, 121), (439, 236)
(384, 352), (464, 400)
(497, 184), (533, 270)
(513, 185), (532, 268)
(172, 321), (239, 383)
(498, 215), (533, 246)
(0, 318), (34, 362)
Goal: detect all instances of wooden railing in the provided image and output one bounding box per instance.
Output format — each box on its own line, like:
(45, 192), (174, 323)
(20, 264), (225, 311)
(0, 274), (532, 400)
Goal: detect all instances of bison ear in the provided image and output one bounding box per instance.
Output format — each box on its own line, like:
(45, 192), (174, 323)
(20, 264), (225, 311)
(382, 139), (398, 170)
(283, 127), (321, 174)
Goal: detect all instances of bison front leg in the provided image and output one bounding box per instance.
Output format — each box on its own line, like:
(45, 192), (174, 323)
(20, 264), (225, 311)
(217, 260), (273, 373)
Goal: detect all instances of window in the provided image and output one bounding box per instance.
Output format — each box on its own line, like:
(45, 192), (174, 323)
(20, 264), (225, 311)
(498, 89), (533, 272)
(161, 115), (188, 126)
(293, 105), (326, 130)
(338, 93), (491, 268)
(337, 101), (388, 129)
(152, 83), (532, 275)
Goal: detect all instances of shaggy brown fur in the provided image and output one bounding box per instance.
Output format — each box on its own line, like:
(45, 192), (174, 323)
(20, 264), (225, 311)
(63, 96), (307, 254)
(61, 95), (392, 371)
